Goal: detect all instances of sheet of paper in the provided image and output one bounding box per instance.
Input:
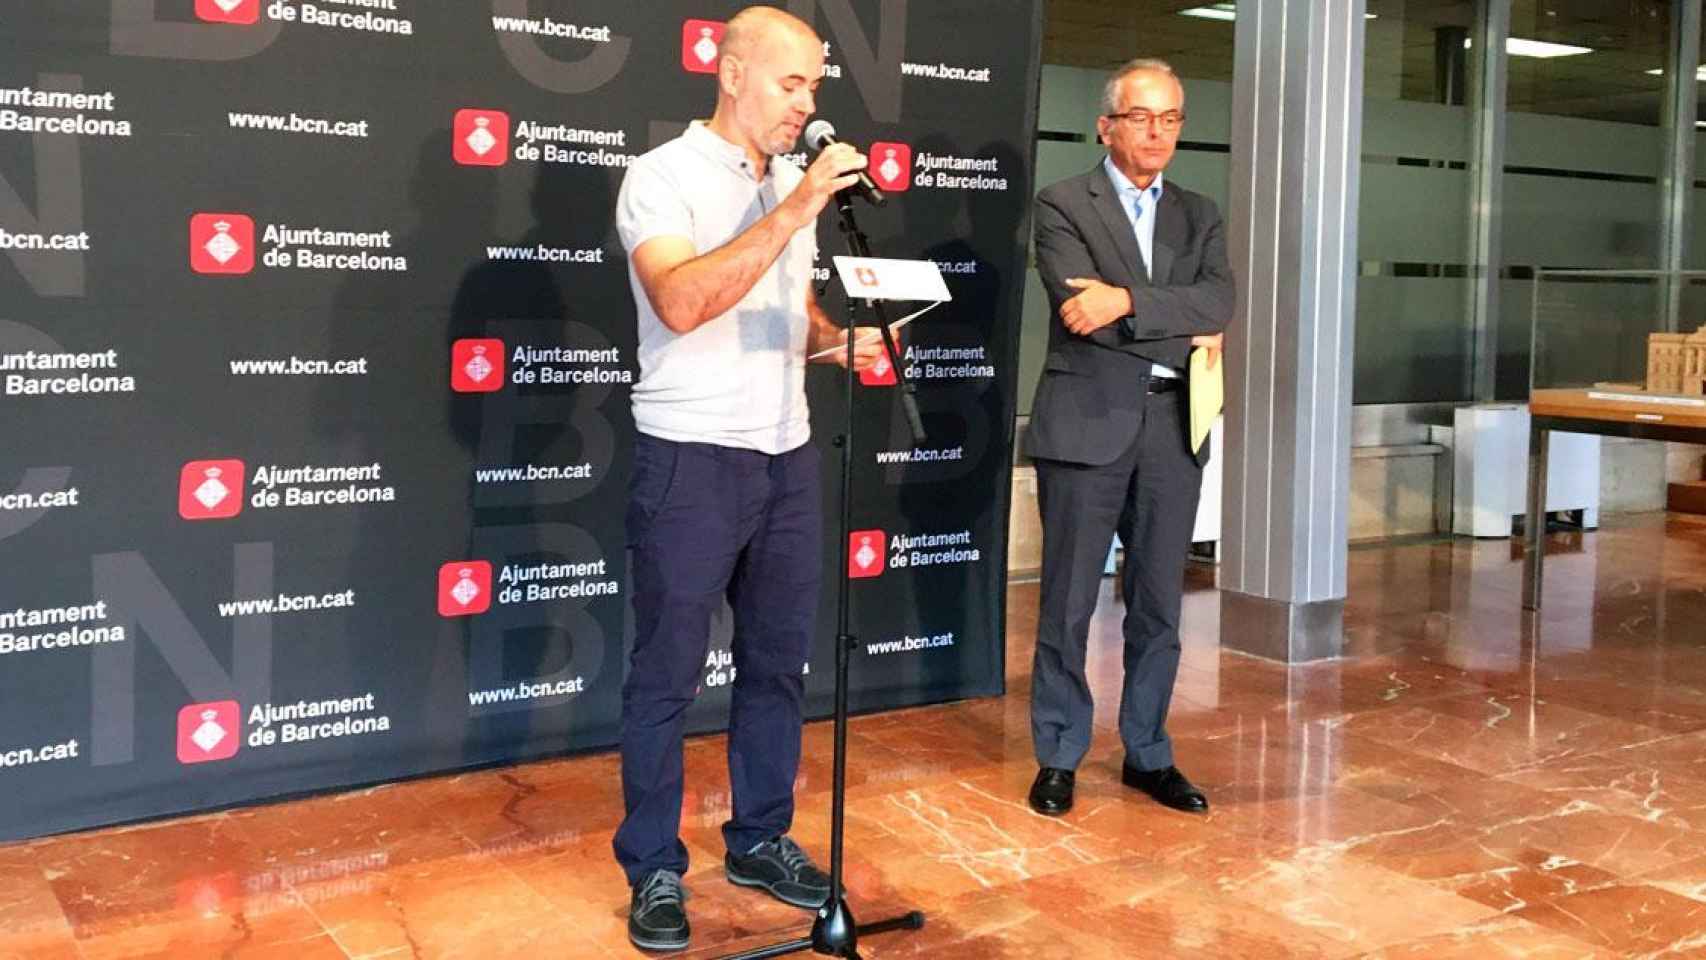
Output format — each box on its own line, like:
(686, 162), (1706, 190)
(1189, 346), (1225, 455)
(805, 302), (941, 361)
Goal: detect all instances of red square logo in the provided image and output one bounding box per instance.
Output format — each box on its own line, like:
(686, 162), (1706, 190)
(189, 213), (254, 275)
(195, 0), (259, 25)
(453, 109), (510, 166)
(859, 349), (897, 387)
(451, 339), (505, 392)
(849, 530), (886, 578)
(868, 142), (912, 193)
(177, 701), (241, 764)
(179, 460), (245, 520)
(682, 20), (726, 73)
(439, 561), (493, 617)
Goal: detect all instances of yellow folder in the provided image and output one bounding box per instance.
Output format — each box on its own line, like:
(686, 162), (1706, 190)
(1188, 346), (1224, 455)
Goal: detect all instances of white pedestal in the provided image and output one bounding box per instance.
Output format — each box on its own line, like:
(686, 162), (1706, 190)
(1192, 417), (1224, 545)
(1452, 404), (1600, 538)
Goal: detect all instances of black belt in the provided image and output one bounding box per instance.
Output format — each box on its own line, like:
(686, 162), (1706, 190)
(1146, 376), (1183, 395)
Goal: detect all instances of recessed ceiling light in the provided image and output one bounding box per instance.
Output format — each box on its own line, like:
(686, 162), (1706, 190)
(1179, 4), (1377, 20)
(1179, 4), (1237, 21)
(1507, 37), (1592, 57)
(1648, 65), (1706, 82)
(1463, 37), (1594, 58)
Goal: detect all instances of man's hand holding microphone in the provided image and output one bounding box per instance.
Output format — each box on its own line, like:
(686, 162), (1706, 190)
(781, 141), (868, 231)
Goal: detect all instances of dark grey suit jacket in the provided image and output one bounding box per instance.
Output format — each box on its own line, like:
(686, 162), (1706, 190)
(1027, 163), (1235, 468)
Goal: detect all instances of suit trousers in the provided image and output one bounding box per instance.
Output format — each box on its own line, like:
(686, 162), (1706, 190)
(613, 433), (822, 887)
(1030, 388), (1202, 773)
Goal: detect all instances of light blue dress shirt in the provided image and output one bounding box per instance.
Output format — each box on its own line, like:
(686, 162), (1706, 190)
(1102, 156), (1178, 379)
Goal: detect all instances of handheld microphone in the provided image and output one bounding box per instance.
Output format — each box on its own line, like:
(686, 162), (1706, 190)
(804, 120), (886, 207)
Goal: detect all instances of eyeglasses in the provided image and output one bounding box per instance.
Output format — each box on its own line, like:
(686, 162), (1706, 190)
(1104, 109), (1186, 133)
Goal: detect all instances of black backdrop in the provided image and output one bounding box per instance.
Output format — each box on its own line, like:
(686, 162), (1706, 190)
(0, 0), (1042, 841)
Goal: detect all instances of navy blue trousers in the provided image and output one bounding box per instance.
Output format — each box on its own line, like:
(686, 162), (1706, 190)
(613, 433), (822, 887)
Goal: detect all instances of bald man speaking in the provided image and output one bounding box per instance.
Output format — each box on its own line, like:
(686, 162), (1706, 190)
(610, 6), (881, 953)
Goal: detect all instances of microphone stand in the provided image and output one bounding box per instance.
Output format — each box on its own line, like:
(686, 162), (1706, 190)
(714, 191), (926, 959)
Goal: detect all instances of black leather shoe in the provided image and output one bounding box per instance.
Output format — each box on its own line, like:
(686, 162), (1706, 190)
(628, 869), (689, 952)
(1122, 765), (1208, 813)
(1028, 767), (1075, 815)
(725, 836), (832, 910)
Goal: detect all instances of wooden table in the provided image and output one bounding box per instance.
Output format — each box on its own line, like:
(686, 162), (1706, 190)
(1524, 388), (1706, 609)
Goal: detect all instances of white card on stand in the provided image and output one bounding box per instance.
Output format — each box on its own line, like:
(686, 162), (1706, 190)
(808, 256), (951, 361)
(832, 256), (952, 303)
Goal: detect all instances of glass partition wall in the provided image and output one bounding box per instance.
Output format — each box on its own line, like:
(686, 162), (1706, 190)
(1357, 0), (1480, 405)
(1026, 0), (1703, 414)
(1496, 0), (1676, 401)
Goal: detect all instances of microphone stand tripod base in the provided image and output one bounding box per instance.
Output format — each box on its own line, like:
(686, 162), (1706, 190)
(714, 898), (924, 960)
(811, 901), (926, 956)
(710, 189), (925, 960)
(813, 898), (858, 955)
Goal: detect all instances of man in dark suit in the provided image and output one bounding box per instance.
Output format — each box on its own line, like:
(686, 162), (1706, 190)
(1025, 58), (1234, 817)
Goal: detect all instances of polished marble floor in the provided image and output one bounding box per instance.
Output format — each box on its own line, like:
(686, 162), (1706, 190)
(7, 515), (1706, 958)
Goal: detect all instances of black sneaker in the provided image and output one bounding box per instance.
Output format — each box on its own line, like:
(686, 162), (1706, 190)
(628, 869), (689, 952)
(724, 836), (832, 909)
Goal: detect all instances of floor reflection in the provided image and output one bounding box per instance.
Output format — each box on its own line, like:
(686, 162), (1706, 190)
(3, 514), (1705, 957)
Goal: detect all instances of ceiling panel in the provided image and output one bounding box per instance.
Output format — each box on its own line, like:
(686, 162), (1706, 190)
(1043, 0), (1684, 125)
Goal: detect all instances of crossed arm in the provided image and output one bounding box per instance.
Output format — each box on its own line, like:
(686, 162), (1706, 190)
(1033, 191), (1234, 365)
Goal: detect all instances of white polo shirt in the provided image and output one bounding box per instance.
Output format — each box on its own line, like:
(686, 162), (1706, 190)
(615, 121), (817, 454)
